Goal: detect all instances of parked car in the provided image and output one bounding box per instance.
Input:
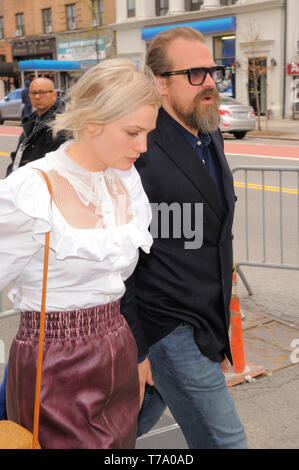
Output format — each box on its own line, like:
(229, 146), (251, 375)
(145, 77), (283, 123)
(0, 88), (24, 124)
(219, 96), (256, 139)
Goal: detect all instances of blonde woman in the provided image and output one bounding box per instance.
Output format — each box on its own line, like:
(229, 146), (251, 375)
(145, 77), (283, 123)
(0, 59), (160, 449)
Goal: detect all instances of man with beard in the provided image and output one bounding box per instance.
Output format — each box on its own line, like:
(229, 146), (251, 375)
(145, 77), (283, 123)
(121, 27), (248, 449)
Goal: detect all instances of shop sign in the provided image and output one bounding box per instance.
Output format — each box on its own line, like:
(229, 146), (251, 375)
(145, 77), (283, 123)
(12, 39), (55, 56)
(57, 38), (105, 61)
(287, 63), (299, 75)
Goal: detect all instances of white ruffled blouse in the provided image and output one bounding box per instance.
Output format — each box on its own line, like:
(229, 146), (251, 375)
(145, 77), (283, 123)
(0, 141), (152, 312)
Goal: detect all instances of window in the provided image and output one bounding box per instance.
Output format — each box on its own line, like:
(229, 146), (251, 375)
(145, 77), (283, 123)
(214, 36), (236, 97)
(16, 13), (25, 36)
(7, 89), (23, 100)
(92, 0), (104, 26)
(220, 0), (237, 5)
(42, 8), (52, 33)
(185, 0), (203, 11)
(156, 0), (169, 16)
(248, 57), (267, 115)
(0, 17), (4, 39)
(127, 0), (135, 18)
(66, 3), (76, 30)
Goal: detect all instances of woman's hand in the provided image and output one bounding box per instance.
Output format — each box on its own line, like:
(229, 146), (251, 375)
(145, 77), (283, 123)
(138, 356), (154, 409)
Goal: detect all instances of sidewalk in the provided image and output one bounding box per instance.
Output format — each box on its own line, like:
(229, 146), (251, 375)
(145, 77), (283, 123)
(136, 224), (299, 449)
(246, 116), (299, 141)
(136, 305), (299, 449)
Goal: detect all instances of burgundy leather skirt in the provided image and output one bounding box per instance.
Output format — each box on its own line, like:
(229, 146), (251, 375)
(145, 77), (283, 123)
(6, 300), (139, 449)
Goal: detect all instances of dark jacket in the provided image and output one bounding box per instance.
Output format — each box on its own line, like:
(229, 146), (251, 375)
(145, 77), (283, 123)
(121, 108), (236, 364)
(21, 81), (32, 118)
(6, 98), (66, 176)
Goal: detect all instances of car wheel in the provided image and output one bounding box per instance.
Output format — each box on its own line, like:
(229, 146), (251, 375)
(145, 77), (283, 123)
(0, 114), (4, 125)
(233, 131), (247, 139)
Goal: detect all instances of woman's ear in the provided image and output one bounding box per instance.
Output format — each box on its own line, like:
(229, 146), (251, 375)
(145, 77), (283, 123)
(154, 76), (168, 97)
(85, 123), (103, 136)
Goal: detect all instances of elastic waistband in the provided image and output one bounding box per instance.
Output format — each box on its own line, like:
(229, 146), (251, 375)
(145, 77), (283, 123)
(17, 300), (122, 343)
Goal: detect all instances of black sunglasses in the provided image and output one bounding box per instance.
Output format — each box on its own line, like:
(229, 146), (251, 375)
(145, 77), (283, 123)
(29, 90), (55, 96)
(160, 66), (225, 86)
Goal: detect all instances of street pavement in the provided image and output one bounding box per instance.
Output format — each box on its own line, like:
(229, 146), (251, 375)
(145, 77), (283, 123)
(0, 118), (299, 450)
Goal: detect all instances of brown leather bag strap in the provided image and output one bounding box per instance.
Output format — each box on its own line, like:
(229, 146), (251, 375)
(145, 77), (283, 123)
(32, 169), (53, 449)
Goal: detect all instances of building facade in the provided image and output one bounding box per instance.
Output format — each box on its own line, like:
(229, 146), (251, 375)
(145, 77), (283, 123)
(113, 0), (297, 119)
(285, 0), (299, 119)
(0, 0), (298, 118)
(0, 0), (116, 91)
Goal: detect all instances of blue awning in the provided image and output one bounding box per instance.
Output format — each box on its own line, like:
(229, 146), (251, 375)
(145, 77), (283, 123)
(141, 17), (236, 41)
(18, 59), (84, 71)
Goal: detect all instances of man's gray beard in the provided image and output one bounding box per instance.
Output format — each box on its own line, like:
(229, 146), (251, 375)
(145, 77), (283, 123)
(173, 97), (220, 134)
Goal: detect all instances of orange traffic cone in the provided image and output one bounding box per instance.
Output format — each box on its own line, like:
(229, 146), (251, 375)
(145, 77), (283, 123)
(222, 264), (266, 386)
(231, 264), (245, 319)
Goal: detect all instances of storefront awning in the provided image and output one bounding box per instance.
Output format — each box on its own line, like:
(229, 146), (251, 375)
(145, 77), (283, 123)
(141, 16), (236, 41)
(18, 59), (84, 71)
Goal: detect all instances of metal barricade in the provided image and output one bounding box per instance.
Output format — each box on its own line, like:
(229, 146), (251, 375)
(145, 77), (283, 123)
(0, 165), (298, 310)
(0, 290), (20, 320)
(232, 165), (299, 295)
(0, 308), (20, 320)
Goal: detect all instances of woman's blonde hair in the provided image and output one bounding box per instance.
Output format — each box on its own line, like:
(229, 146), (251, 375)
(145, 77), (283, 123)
(52, 58), (161, 140)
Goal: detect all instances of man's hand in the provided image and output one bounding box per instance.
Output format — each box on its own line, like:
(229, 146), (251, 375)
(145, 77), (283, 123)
(138, 356), (154, 409)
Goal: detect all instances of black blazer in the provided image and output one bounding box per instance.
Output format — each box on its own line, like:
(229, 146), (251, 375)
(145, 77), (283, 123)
(121, 109), (236, 363)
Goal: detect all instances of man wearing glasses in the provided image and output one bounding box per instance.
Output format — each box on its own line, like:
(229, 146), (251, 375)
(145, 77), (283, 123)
(6, 77), (66, 176)
(121, 27), (248, 448)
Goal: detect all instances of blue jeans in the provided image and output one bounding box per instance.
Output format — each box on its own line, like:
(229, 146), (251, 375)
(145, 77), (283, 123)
(0, 363), (8, 420)
(138, 323), (248, 449)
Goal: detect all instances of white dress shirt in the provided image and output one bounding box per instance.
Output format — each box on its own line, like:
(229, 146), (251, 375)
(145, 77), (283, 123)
(0, 141), (152, 312)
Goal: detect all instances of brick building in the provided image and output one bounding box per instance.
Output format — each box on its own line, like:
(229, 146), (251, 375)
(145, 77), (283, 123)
(0, 0), (116, 90)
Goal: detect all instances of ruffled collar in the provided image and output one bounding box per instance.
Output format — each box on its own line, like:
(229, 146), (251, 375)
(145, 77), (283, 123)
(53, 140), (104, 176)
(47, 141), (121, 207)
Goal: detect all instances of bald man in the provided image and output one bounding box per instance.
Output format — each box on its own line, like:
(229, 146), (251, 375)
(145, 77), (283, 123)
(29, 77), (58, 117)
(6, 77), (67, 176)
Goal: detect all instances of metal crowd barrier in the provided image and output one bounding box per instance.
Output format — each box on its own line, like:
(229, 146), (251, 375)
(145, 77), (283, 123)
(0, 165), (298, 313)
(0, 308), (20, 320)
(232, 165), (299, 295)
